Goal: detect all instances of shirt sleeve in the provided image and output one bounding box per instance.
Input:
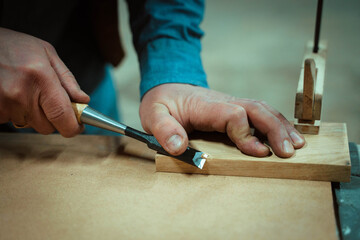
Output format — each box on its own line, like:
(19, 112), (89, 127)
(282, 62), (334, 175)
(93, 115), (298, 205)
(126, 0), (209, 99)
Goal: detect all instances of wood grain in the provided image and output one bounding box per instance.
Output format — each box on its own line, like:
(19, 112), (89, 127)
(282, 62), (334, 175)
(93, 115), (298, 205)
(0, 133), (337, 240)
(294, 119), (320, 135)
(71, 102), (88, 123)
(302, 58), (316, 121)
(156, 122), (351, 182)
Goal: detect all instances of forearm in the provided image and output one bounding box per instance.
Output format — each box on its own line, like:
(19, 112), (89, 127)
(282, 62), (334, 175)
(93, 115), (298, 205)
(126, 0), (209, 98)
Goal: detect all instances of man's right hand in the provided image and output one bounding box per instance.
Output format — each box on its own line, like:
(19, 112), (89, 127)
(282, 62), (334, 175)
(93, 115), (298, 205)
(0, 27), (89, 137)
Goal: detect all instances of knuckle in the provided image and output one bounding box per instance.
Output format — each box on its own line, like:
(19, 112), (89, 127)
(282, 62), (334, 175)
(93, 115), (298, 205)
(248, 102), (266, 116)
(4, 84), (23, 103)
(41, 40), (56, 52)
(272, 119), (284, 131)
(40, 91), (79, 137)
(258, 100), (268, 106)
(252, 101), (263, 110)
(152, 118), (171, 134)
(1, 79), (26, 105)
(19, 62), (50, 87)
(10, 60), (53, 92)
(45, 104), (66, 122)
(21, 61), (48, 77)
(274, 111), (285, 120)
(230, 106), (246, 120)
(60, 69), (75, 80)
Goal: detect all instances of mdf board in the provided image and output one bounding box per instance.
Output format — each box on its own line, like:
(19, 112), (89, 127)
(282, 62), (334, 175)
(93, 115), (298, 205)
(156, 122), (351, 182)
(0, 133), (337, 240)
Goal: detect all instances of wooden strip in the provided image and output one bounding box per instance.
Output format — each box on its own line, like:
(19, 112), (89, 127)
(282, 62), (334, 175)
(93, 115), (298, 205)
(302, 58), (316, 120)
(294, 119), (320, 134)
(156, 122), (351, 182)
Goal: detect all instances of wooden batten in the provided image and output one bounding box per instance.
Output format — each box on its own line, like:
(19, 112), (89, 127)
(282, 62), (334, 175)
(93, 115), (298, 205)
(156, 122), (351, 182)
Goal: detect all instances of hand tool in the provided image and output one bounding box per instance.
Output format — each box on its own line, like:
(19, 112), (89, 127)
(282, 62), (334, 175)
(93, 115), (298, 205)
(72, 103), (208, 169)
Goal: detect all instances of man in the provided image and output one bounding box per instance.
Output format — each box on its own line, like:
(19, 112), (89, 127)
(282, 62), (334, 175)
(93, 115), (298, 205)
(0, 0), (305, 158)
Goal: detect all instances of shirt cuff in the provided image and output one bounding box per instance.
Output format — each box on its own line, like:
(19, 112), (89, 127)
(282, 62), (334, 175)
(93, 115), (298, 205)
(139, 38), (208, 99)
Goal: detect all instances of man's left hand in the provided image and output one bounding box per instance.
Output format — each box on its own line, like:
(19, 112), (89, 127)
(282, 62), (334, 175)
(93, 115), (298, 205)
(139, 84), (305, 158)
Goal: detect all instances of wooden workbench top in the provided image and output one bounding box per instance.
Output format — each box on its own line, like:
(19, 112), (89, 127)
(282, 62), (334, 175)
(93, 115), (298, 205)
(0, 133), (337, 240)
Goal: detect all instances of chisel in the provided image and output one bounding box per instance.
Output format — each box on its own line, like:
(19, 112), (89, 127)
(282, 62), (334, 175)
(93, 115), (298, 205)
(72, 103), (208, 169)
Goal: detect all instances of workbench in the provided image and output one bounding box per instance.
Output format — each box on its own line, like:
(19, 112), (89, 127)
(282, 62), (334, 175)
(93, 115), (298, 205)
(0, 133), (358, 239)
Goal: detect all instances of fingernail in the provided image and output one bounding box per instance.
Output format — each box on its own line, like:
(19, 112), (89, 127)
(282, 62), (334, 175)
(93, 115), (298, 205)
(166, 135), (183, 152)
(283, 139), (294, 154)
(290, 132), (304, 145)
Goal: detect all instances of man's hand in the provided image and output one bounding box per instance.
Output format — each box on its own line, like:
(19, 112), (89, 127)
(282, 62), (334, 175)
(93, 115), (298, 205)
(140, 83), (305, 158)
(0, 28), (89, 137)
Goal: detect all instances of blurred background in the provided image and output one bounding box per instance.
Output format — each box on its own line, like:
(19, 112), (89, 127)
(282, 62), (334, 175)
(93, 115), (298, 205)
(113, 0), (360, 143)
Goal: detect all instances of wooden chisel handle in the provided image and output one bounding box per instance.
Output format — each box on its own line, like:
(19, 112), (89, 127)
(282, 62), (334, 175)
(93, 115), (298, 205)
(71, 102), (88, 124)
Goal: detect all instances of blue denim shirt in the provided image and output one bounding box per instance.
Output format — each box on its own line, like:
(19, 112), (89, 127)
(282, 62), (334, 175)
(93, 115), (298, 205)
(127, 0), (209, 98)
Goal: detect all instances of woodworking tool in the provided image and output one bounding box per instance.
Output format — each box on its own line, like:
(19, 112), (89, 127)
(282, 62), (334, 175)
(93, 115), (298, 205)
(72, 103), (208, 169)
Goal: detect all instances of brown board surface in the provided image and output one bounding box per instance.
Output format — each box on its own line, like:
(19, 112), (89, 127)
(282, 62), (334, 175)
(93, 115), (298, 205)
(0, 133), (337, 240)
(156, 122), (351, 182)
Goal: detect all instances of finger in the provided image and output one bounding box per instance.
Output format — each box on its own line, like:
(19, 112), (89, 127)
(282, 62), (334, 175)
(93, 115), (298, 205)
(141, 103), (188, 155)
(258, 101), (305, 149)
(8, 103), (28, 126)
(190, 102), (270, 157)
(7, 102), (55, 135)
(237, 101), (295, 158)
(38, 68), (84, 138)
(27, 102), (56, 135)
(42, 41), (90, 103)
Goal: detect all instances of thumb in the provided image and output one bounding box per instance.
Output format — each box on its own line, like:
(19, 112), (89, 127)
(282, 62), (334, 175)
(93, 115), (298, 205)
(43, 41), (90, 103)
(141, 103), (188, 156)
